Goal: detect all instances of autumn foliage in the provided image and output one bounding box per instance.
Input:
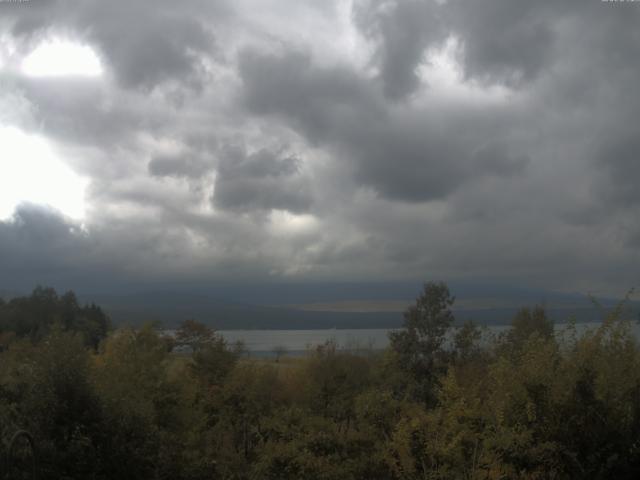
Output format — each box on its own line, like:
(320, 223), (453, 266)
(1, 284), (640, 479)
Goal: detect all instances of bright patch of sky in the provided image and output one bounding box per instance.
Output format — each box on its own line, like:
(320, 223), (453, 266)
(21, 39), (103, 77)
(419, 36), (511, 104)
(0, 126), (88, 220)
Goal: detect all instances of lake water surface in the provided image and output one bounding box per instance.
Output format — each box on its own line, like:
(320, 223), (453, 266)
(218, 321), (640, 356)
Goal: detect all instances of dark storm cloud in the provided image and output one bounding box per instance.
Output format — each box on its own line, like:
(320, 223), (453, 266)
(238, 47), (529, 202)
(0, 202), (290, 291)
(0, 205), (97, 290)
(0, 205), (86, 264)
(238, 48), (382, 144)
(213, 144), (313, 213)
(0, 203), (175, 283)
(348, 118), (467, 201)
(444, 0), (559, 86)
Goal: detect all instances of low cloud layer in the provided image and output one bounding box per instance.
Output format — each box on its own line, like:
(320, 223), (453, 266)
(1, 0), (639, 296)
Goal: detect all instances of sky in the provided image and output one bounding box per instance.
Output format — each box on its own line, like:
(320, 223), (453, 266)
(0, 0), (639, 298)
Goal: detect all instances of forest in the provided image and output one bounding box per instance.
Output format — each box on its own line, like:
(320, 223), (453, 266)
(1, 282), (640, 479)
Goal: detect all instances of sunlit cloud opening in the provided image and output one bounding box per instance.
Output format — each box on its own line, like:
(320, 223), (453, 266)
(0, 126), (88, 220)
(269, 210), (319, 236)
(420, 36), (510, 103)
(21, 39), (103, 77)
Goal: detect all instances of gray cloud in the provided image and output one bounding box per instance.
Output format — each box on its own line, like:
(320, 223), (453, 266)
(3, 0), (224, 90)
(238, 47), (528, 203)
(1, 0), (640, 297)
(594, 131), (640, 209)
(348, 117), (467, 201)
(472, 142), (530, 177)
(3, 74), (155, 150)
(444, 0), (558, 86)
(352, 0), (563, 93)
(353, 0), (444, 100)
(213, 144), (313, 213)
(149, 154), (213, 179)
(238, 48), (382, 144)
(0, 204), (101, 291)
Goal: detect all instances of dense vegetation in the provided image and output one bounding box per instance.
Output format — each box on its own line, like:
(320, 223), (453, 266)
(1, 283), (640, 479)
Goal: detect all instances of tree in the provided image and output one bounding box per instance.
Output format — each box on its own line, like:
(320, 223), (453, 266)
(389, 281), (455, 404)
(174, 320), (239, 386)
(191, 338), (239, 387)
(453, 319), (482, 363)
(175, 319), (217, 353)
(507, 305), (554, 350)
(93, 324), (183, 479)
(0, 287), (110, 349)
(300, 341), (371, 426)
(0, 327), (104, 479)
(272, 345), (288, 363)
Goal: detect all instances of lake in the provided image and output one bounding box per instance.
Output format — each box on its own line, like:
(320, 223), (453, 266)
(217, 321), (640, 357)
(219, 328), (393, 356)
